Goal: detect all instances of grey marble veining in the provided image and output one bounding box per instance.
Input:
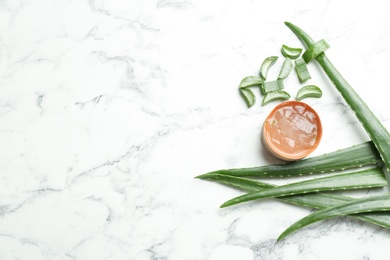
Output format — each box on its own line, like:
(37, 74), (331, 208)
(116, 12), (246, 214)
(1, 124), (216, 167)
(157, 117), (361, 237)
(1, 0), (390, 259)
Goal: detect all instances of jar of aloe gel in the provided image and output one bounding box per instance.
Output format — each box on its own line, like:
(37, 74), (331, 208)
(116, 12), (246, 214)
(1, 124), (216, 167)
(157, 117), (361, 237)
(262, 100), (322, 161)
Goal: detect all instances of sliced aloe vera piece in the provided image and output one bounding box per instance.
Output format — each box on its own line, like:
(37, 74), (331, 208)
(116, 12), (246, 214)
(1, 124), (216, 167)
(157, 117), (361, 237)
(281, 45), (303, 59)
(260, 56), (278, 80)
(278, 58), (293, 79)
(239, 75), (264, 89)
(220, 167), (387, 208)
(296, 85), (323, 101)
(302, 39), (330, 63)
(262, 90), (290, 106)
(278, 193), (390, 241)
(199, 174), (390, 230)
(261, 79), (284, 95)
(239, 88), (256, 108)
(295, 58), (311, 82)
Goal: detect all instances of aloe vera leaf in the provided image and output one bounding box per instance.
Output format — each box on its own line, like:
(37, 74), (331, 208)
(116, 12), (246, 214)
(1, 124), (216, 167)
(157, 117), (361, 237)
(239, 75), (264, 89)
(296, 85), (323, 101)
(200, 173), (271, 191)
(220, 167), (387, 208)
(278, 193), (390, 241)
(281, 45), (302, 60)
(262, 90), (290, 106)
(278, 58), (293, 79)
(200, 173), (390, 229)
(261, 79), (285, 94)
(295, 58), (311, 82)
(196, 141), (381, 179)
(239, 88), (256, 108)
(302, 39), (330, 63)
(260, 56), (278, 80)
(285, 21), (390, 175)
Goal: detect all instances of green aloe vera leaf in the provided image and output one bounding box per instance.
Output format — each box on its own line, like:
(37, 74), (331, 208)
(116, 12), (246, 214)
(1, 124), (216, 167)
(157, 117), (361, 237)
(239, 75), (264, 89)
(295, 58), (311, 82)
(278, 193), (390, 241)
(220, 167), (387, 208)
(260, 56), (278, 80)
(239, 88), (256, 108)
(296, 85), (323, 101)
(302, 39), (330, 63)
(281, 45), (302, 59)
(262, 90), (290, 106)
(278, 58), (293, 79)
(199, 173), (271, 192)
(199, 173), (390, 229)
(196, 141), (381, 179)
(285, 21), (390, 175)
(261, 79), (285, 94)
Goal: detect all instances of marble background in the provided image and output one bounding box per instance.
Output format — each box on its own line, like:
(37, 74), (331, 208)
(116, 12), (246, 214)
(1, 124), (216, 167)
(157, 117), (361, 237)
(1, 0), (390, 259)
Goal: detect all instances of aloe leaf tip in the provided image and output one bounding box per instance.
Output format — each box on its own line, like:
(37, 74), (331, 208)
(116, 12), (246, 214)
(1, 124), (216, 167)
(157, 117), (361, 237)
(220, 202), (230, 208)
(277, 231), (290, 242)
(195, 171), (219, 179)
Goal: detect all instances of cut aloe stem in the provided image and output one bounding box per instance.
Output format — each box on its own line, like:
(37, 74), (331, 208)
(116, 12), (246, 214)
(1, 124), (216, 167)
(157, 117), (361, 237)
(302, 39), (330, 63)
(200, 173), (390, 229)
(278, 193), (390, 241)
(196, 141), (381, 179)
(285, 21), (390, 175)
(281, 45), (303, 59)
(278, 58), (293, 79)
(295, 58), (311, 82)
(239, 88), (256, 108)
(261, 79), (285, 95)
(239, 75), (264, 89)
(296, 85), (323, 101)
(238, 75), (264, 107)
(260, 56), (278, 80)
(262, 90), (290, 106)
(219, 167), (387, 208)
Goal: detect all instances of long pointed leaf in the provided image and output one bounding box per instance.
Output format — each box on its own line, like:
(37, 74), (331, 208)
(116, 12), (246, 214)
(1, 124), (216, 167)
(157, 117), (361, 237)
(278, 193), (390, 241)
(196, 141), (381, 179)
(201, 174), (390, 231)
(220, 167), (386, 208)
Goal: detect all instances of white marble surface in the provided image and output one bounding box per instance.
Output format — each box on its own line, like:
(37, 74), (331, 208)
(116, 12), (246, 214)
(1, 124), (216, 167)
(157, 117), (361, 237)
(2, 0), (390, 259)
